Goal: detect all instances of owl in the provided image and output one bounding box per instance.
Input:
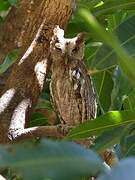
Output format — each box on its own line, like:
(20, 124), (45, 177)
(50, 26), (97, 127)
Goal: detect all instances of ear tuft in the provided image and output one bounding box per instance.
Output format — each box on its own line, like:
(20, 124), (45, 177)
(76, 33), (85, 45)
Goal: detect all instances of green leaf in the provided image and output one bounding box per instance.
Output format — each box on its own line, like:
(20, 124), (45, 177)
(79, 9), (135, 87)
(66, 19), (90, 37)
(36, 99), (53, 111)
(92, 15), (135, 71)
(125, 140), (135, 157)
(0, 49), (19, 74)
(30, 112), (48, 127)
(107, 11), (131, 32)
(123, 89), (135, 110)
(0, 16), (3, 23)
(97, 158), (135, 180)
(93, 0), (135, 16)
(77, 0), (100, 10)
(8, 0), (17, 6)
(93, 70), (113, 112)
(92, 127), (124, 153)
(85, 41), (102, 68)
(0, 140), (106, 180)
(0, 0), (10, 11)
(67, 110), (135, 140)
(110, 67), (132, 110)
(120, 123), (135, 157)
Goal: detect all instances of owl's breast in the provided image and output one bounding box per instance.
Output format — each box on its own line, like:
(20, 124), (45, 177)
(50, 59), (97, 126)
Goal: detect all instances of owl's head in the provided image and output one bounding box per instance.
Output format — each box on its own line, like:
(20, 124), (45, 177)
(50, 26), (85, 61)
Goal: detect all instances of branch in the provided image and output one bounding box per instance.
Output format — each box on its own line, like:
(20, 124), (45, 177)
(9, 125), (64, 141)
(0, 0), (74, 143)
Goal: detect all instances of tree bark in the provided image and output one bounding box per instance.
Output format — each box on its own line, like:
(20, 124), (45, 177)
(0, 0), (74, 143)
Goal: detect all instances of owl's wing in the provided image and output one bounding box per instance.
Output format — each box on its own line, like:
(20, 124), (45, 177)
(69, 58), (97, 121)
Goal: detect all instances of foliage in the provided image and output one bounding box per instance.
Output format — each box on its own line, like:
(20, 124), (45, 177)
(97, 157), (135, 180)
(0, 49), (19, 74)
(0, 140), (106, 180)
(0, 0), (135, 179)
(67, 110), (135, 139)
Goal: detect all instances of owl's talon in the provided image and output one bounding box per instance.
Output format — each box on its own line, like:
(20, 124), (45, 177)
(57, 124), (73, 136)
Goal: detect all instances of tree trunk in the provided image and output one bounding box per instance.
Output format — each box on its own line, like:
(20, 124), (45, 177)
(0, 0), (74, 143)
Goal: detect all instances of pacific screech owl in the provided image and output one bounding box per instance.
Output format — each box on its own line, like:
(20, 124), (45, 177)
(50, 26), (97, 126)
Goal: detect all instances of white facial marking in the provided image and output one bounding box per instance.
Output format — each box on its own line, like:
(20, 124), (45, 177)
(52, 26), (79, 55)
(52, 26), (66, 53)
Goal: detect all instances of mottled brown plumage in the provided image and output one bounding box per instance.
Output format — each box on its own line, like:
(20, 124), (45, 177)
(50, 26), (97, 126)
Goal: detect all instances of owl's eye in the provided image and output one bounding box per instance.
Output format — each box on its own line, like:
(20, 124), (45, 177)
(55, 46), (61, 51)
(72, 46), (79, 52)
(55, 43), (62, 51)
